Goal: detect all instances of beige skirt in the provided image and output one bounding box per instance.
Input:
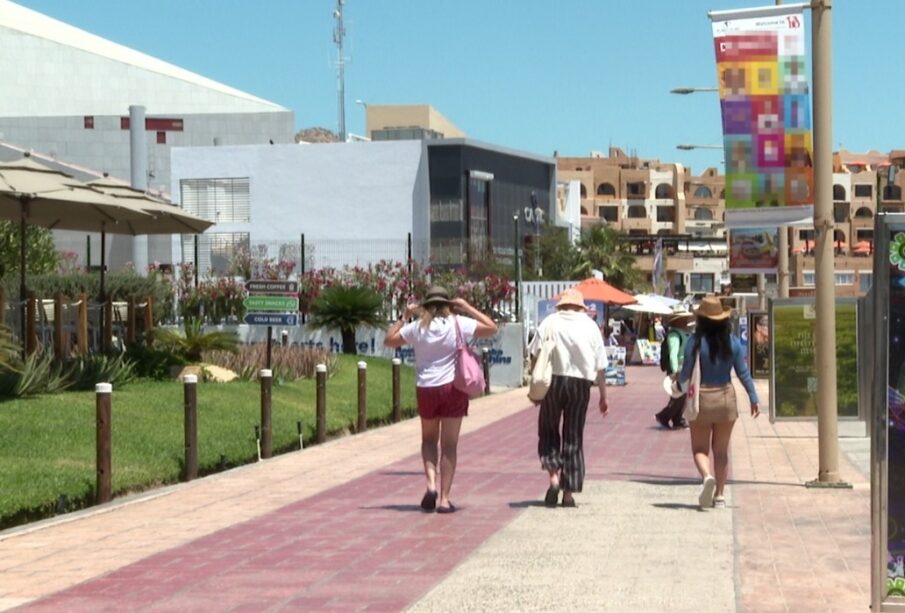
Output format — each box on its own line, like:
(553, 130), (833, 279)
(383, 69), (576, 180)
(695, 383), (738, 424)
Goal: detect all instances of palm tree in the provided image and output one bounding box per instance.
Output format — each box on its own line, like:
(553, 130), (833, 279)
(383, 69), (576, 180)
(307, 285), (386, 354)
(572, 224), (643, 290)
(152, 319), (240, 363)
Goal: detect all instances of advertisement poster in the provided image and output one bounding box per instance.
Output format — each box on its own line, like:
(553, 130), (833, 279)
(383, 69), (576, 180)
(605, 346), (627, 386)
(887, 230), (905, 595)
(771, 301), (858, 420)
(748, 311), (770, 378)
(635, 339), (660, 366)
(537, 298), (606, 327)
(729, 227), (780, 273)
(712, 11), (814, 209)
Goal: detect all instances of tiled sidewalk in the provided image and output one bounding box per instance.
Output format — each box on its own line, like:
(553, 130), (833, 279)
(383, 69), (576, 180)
(1, 367), (873, 612)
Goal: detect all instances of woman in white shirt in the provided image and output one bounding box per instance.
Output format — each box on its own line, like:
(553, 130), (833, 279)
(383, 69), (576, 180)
(528, 288), (609, 508)
(384, 286), (497, 513)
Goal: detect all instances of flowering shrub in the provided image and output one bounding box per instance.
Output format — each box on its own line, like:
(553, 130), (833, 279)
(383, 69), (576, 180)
(56, 251), (80, 275)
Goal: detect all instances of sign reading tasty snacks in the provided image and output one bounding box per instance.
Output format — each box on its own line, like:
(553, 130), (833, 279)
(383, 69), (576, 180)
(729, 227), (780, 273)
(770, 300), (858, 420)
(711, 10), (813, 209)
(244, 295), (299, 312)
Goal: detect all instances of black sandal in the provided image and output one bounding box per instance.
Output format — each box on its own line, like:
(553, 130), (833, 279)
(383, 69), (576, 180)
(544, 485), (560, 508)
(420, 490), (438, 512)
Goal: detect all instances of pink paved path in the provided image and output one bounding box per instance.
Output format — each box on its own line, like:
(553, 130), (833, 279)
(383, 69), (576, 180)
(21, 370), (698, 612)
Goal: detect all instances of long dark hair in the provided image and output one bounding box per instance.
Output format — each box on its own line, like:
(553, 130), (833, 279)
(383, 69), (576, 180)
(694, 315), (732, 363)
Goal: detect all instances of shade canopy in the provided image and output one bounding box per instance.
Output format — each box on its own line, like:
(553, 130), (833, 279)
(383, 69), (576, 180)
(623, 293), (679, 315)
(87, 178), (214, 235)
(572, 278), (636, 305)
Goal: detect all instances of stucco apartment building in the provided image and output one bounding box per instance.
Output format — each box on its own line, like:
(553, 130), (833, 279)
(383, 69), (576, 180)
(557, 147), (727, 295)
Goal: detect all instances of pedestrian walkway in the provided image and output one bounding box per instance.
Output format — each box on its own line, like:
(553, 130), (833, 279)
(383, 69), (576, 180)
(0, 366), (871, 612)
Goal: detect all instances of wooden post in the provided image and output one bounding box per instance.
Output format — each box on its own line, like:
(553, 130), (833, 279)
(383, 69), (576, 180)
(0, 286), (6, 330)
(103, 299), (113, 353)
(183, 374), (198, 481)
(77, 293), (88, 355)
(126, 297), (136, 345)
(392, 358), (401, 423)
(357, 361), (367, 433)
(53, 292), (64, 360)
(95, 383), (112, 504)
(260, 369), (273, 459)
(316, 364), (327, 443)
(25, 292), (37, 355)
(143, 295), (154, 347)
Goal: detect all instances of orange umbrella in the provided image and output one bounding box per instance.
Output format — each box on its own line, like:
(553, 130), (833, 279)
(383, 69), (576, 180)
(572, 278), (637, 305)
(854, 240), (871, 250)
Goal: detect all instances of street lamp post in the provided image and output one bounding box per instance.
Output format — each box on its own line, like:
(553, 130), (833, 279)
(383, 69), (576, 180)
(355, 99), (368, 138)
(513, 214), (521, 322)
(530, 191), (543, 277)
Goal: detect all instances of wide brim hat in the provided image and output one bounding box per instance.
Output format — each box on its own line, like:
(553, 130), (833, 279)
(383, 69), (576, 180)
(696, 296), (732, 321)
(555, 288), (587, 311)
(669, 304), (695, 323)
(422, 286), (452, 307)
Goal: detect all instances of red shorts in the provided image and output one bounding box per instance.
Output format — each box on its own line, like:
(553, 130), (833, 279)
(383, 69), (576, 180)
(416, 383), (469, 419)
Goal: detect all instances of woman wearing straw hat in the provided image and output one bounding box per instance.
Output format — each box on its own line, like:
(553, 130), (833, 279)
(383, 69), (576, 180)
(678, 296), (760, 509)
(528, 288), (609, 508)
(384, 286), (497, 514)
(654, 305), (696, 429)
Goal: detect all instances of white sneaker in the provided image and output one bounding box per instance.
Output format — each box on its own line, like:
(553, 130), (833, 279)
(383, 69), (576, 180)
(699, 476), (716, 509)
(712, 496), (726, 508)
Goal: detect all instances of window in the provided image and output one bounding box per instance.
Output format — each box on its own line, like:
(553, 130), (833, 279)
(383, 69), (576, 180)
(180, 177), (251, 223)
(833, 203), (849, 223)
(884, 185), (903, 200)
(693, 186), (713, 199)
(833, 184), (846, 201)
(156, 131), (166, 144)
(580, 184), (587, 199)
(854, 207), (873, 218)
(654, 183), (674, 199)
(182, 232), (250, 276)
(694, 208), (714, 221)
(835, 271), (855, 286)
(627, 205), (646, 219)
(860, 272), (873, 292)
(598, 206), (618, 222)
(627, 182), (646, 197)
(690, 273), (714, 293)
(83, 116), (94, 129)
(596, 182), (616, 197)
(854, 184), (873, 198)
(656, 206), (675, 222)
(803, 271), (815, 286)
(466, 177), (491, 262)
(799, 229), (815, 241)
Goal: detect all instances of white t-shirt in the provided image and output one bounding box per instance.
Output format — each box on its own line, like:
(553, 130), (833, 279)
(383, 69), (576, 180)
(401, 315), (479, 388)
(528, 310), (608, 382)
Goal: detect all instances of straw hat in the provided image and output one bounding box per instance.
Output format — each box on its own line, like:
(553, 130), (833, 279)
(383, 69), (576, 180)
(696, 296), (731, 321)
(555, 288), (587, 311)
(668, 304), (695, 323)
(422, 286), (452, 307)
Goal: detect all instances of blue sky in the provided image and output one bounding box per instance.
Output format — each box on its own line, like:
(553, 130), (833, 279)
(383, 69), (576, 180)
(14, 0), (902, 175)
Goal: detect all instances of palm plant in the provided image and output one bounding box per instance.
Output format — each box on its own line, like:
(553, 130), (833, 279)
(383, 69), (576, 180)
(152, 319), (240, 363)
(307, 285), (386, 354)
(572, 224), (644, 289)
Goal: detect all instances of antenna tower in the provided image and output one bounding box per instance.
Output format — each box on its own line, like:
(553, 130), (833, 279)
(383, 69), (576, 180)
(333, 0), (347, 142)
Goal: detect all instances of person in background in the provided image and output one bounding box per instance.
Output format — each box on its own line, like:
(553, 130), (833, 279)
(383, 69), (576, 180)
(384, 286), (497, 514)
(677, 296), (760, 510)
(654, 305), (695, 429)
(528, 288), (609, 508)
(653, 317), (666, 343)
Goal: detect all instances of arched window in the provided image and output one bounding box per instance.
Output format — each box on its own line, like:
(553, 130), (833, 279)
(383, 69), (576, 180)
(596, 182), (616, 197)
(884, 185), (902, 201)
(719, 189), (725, 199)
(694, 208), (714, 221)
(693, 186), (713, 199)
(854, 207), (873, 218)
(580, 206), (588, 215)
(654, 183), (674, 199)
(833, 184), (846, 201)
(627, 205), (646, 219)
(579, 183), (587, 199)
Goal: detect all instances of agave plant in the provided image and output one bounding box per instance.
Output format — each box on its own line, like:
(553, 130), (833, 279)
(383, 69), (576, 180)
(152, 319), (240, 363)
(307, 285), (386, 354)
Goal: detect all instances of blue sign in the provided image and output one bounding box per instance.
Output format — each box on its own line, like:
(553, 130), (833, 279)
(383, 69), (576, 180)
(244, 313), (299, 326)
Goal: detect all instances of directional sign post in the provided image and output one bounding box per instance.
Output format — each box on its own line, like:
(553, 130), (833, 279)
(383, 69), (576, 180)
(245, 279), (300, 369)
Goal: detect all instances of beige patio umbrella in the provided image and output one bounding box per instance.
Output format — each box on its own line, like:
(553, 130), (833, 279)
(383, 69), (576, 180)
(0, 156), (154, 346)
(86, 177), (213, 235)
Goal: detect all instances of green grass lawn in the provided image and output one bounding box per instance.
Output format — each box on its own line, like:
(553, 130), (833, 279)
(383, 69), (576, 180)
(0, 355), (417, 529)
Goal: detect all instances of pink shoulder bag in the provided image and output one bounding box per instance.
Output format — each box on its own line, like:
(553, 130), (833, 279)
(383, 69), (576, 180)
(453, 316), (486, 398)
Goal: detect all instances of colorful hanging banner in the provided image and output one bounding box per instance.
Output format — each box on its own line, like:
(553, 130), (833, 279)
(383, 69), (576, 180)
(729, 227), (779, 273)
(712, 10), (813, 209)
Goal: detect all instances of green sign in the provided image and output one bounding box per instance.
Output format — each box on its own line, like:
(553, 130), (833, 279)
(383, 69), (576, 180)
(771, 301), (858, 419)
(243, 295), (299, 312)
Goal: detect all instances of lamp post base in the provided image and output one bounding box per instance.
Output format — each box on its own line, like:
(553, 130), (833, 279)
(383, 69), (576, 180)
(804, 478), (853, 489)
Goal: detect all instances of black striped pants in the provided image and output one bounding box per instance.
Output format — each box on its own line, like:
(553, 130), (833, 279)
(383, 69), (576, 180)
(537, 375), (592, 493)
